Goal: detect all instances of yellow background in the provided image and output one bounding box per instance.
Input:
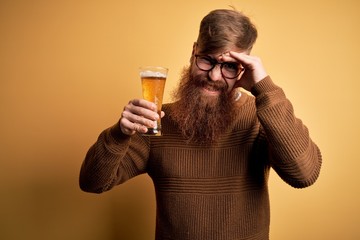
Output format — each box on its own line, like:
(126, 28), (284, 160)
(1, 0), (359, 239)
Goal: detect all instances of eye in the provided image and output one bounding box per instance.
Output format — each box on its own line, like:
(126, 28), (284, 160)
(199, 56), (214, 65)
(222, 62), (238, 72)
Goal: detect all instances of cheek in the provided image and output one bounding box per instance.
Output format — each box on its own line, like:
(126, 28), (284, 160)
(225, 80), (236, 92)
(190, 66), (207, 80)
(190, 62), (200, 73)
(228, 73), (244, 91)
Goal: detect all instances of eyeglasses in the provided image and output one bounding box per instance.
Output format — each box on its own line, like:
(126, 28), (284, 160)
(194, 55), (243, 79)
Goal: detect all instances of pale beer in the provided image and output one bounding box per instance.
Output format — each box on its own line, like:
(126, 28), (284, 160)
(139, 67), (168, 136)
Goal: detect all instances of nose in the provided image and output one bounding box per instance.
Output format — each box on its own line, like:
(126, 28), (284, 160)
(208, 64), (223, 81)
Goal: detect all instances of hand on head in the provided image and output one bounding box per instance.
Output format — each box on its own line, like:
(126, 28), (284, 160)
(221, 52), (268, 91)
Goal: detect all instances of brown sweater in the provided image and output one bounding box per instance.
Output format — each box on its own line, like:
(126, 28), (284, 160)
(79, 77), (322, 240)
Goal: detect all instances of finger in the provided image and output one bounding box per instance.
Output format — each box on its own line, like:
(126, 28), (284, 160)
(228, 52), (264, 70)
(120, 116), (150, 135)
(130, 99), (157, 111)
(220, 52), (246, 71)
(119, 117), (136, 135)
(122, 109), (157, 128)
(225, 52), (253, 67)
(220, 51), (237, 61)
(126, 101), (159, 121)
(160, 111), (165, 118)
(132, 122), (148, 134)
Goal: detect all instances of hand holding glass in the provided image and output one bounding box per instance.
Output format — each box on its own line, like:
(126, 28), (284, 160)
(139, 66), (168, 136)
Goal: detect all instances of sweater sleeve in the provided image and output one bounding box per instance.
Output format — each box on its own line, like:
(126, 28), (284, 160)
(251, 76), (322, 188)
(79, 122), (150, 193)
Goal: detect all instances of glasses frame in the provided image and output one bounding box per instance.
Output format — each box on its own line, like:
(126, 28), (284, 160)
(194, 54), (243, 80)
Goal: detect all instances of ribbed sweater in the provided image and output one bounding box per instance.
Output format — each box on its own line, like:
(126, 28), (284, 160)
(79, 76), (322, 240)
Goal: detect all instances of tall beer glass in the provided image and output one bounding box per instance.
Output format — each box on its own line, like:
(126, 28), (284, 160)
(139, 66), (168, 136)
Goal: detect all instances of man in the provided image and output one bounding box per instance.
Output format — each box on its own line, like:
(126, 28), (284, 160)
(80, 9), (322, 240)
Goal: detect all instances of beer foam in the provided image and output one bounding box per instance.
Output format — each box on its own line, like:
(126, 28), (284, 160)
(140, 70), (167, 78)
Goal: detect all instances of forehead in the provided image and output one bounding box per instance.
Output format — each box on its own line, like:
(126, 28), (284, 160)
(197, 47), (227, 56)
(196, 44), (243, 57)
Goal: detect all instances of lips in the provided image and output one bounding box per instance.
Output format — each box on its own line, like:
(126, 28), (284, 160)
(203, 82), (226, 92)
(199, 84), (224, 96)
(193, 76), (227, 94)
(204, 85), (218, 91)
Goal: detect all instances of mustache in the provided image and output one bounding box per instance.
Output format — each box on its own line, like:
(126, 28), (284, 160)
(193, 75), (229, 92)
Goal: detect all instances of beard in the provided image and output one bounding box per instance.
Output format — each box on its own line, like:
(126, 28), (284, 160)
(170, 66), (239, 144)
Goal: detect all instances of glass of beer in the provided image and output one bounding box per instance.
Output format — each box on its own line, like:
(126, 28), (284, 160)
(139, 66), (168, 136)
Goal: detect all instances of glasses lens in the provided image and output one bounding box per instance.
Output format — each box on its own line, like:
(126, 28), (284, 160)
(195, 55), (241, 79)
(221, 62), (240, 79)
(196, 56), (213, 71)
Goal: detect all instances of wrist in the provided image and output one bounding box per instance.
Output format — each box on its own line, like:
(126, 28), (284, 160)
(250, 76), (276, 96)
(109, 121), (132, 143)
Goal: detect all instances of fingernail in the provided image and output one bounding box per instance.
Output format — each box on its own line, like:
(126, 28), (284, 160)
(150, 120), (157, 127)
